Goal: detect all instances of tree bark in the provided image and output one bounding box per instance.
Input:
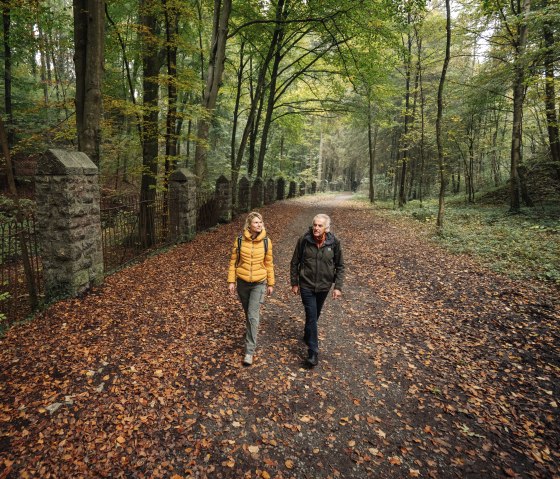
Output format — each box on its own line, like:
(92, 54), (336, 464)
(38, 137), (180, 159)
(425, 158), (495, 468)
(436, 0), (451, 230)
(163, 0), (179, 179)
(193, 0), (232, 184)
(139, 0), (162, 247)
(2, 3), (13, 147)
(398, 13), (413, 208)
(367, 97), (378, 203)
(73, 0), (105, 166)
(509, 0), (531, 212)
(542, 0), (560, 178)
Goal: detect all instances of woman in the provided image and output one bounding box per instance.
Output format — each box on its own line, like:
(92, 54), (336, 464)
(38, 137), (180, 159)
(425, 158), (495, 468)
(228, 211), (275, 366)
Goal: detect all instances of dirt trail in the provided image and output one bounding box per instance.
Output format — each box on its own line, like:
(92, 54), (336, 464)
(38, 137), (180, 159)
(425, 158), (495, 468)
(1, 194), (558, 479)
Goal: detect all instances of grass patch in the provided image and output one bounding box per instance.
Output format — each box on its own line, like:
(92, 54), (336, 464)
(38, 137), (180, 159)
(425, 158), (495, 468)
(360, 195), (560, 285)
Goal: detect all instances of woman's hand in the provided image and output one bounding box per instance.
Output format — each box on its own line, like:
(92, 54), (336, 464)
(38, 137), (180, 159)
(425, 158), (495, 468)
(228, 283), (236, 295)
(267, 286), (274, 296)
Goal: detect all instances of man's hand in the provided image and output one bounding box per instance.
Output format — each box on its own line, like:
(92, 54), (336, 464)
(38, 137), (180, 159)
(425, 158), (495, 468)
(291, 285), (299, 295)
(332, 289), (342, 299)
(228, 283), (236, 295)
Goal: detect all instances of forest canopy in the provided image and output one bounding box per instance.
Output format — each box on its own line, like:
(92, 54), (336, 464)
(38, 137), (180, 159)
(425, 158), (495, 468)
(0, 0), (558, 214)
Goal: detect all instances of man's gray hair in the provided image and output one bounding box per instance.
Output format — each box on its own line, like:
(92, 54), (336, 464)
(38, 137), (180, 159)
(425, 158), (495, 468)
(313, 213), (331, 232)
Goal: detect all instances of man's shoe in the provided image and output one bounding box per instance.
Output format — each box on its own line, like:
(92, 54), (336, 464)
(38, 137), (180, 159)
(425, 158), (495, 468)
(306, 352), (318, 367)
(243, 354), (253, 366)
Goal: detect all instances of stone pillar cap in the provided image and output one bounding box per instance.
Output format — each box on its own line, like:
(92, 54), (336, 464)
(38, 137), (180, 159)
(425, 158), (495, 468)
(37, 149), (97, 175)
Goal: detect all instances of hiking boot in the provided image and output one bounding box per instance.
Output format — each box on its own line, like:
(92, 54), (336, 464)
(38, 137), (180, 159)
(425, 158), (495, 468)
(306, 352), (318, 367)
(243, 354), (253, 366)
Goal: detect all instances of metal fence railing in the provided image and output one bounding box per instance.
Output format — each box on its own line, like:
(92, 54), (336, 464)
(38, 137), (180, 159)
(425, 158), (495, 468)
(101, 192), (170, 273)
(2, 187), (232, 326)
(196, 188), (220, 232)
(0, 215), (43, 327)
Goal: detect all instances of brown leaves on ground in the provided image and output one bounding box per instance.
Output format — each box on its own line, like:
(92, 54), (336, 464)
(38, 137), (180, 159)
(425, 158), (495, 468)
(0, 195), (559, 478)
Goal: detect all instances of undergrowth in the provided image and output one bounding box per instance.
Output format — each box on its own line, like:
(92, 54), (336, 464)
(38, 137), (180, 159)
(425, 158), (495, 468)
(359, 194), (560, 286)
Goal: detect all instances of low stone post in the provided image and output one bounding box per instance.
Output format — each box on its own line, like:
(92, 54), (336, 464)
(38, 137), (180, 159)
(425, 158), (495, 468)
(251, 177), (264, 209)
(288, 180), (297, 198)
(215, 175), (232, 223)
(311, 181), (317, 194)
(264, 178), (275, 204)
(169, 168), (197, 242)
(35, 149), (103, 301)
(237, 176), (250, 214)
(276, 178), (286, 200)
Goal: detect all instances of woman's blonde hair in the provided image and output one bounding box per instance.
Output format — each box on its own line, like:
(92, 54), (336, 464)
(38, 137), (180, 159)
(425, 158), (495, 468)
(244, 211), (264, 231)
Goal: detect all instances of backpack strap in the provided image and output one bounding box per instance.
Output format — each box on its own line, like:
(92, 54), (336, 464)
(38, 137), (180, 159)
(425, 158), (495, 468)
(235, 234), (243, 267)
(263, 237), (268, 255)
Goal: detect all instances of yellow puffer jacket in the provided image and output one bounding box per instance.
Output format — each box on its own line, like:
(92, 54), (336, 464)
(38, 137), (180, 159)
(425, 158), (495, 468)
(227, 228), (275, 285)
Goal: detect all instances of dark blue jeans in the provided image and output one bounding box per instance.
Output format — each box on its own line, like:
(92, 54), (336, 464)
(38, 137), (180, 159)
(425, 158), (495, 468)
(300, 287), (329, 354)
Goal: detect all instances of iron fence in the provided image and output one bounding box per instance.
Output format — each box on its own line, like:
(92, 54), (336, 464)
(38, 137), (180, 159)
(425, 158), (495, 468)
(101, 192), (170, 273)
(196, 188), (220, 232)
(0, 214), (43, 327)
(1, 188), (225, 325)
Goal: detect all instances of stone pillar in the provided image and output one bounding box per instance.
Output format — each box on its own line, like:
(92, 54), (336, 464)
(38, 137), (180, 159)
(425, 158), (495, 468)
(169, 168), (197, 242)
(35, 149), (103, 301)
(251, 177), (264, 209)
(288, 180), (297, 198)
(215, 175), (232, 222)
(237, 176), (250, 213)
(265, 178), (276, 204)
(299, 181), (306, 196)
(276, 178), (286, 200)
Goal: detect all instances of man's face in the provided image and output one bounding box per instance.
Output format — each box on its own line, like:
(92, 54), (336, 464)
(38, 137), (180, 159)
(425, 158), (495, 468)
(312, 219), (326, 238)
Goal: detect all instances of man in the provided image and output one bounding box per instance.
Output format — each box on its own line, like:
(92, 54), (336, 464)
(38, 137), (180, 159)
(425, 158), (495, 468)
(290, 213), (344, 367)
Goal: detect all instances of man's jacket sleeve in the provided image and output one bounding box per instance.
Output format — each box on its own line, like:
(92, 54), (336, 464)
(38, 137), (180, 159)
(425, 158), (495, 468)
(290, 238), (302, 286)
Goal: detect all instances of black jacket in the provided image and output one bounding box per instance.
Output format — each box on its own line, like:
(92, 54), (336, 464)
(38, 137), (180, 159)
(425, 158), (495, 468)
(290, 229), (344, 292)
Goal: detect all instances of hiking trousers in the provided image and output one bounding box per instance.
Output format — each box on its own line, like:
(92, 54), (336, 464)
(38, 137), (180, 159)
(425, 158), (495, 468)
(300, 287), (329, 355)
(237, 279), (266, 355)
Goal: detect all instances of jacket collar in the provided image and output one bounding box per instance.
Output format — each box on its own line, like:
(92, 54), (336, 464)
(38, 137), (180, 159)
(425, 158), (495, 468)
(244, 228), (267, 241)
(304, 229), (335, 246)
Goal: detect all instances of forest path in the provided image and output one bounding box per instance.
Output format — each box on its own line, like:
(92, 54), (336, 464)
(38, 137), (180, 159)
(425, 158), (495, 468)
(1, 194), (559, 478)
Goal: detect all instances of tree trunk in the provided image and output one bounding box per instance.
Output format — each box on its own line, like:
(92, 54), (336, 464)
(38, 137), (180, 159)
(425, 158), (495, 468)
(509, 0), (531, 212)
(256, 0), (288, 179)
(139, 0), (162, 248)
(2, 3), (13, 147)
(367, 98), (378, 203)
(163, 1), (179, 181)
(436, 0), (451, 230)
(398, 12), (413, 208)
(542, 1), (560, 178)
(73, 0), (105, 166)
(193, 0), (232, 184)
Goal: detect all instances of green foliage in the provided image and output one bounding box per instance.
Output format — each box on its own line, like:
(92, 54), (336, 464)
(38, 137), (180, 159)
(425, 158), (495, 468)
(373, 197), (560, 285)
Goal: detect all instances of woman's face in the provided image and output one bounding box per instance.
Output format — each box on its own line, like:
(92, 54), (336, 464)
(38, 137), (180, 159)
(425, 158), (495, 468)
(249, 217), (263, 235)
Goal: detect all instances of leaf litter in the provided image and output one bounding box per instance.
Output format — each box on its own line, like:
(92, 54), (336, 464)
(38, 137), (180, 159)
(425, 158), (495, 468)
(0, 194), (558, 478)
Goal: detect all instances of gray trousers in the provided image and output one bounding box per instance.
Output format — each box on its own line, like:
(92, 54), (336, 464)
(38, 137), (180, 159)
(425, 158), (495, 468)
(236, 279), (266, 355)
